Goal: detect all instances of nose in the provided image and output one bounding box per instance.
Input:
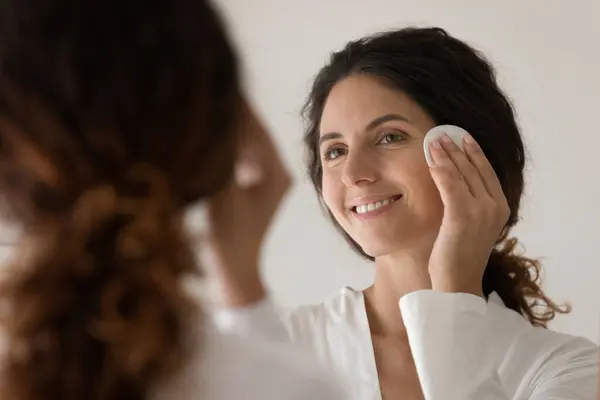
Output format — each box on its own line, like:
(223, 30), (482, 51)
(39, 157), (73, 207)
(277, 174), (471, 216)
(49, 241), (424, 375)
(341, 148), (379, 187)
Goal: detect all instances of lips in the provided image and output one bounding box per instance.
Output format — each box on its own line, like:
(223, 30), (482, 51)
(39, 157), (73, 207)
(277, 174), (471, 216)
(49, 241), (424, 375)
(351, 195), (402, 214)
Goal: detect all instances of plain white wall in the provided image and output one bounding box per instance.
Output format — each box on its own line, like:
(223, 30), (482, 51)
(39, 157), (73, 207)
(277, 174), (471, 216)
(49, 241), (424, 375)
(0, 0), (597, 341)
(214, 0), (600, 341)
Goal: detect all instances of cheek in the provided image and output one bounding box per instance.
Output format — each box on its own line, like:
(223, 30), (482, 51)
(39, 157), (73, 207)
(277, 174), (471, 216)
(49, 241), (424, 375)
(387, 148), (430, 181)
(321, 173), (345, 217)
(409, 160), (435, 187)
(388, 151), (442, 204)
(407, 163), (444, 211)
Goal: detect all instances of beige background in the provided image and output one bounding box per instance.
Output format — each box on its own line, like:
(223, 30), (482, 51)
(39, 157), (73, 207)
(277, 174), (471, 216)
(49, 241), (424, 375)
(0, 0), (598, 342)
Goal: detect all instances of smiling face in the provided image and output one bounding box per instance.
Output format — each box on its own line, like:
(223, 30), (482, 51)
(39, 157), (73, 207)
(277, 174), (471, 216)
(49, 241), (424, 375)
(318, 75), (444, 257)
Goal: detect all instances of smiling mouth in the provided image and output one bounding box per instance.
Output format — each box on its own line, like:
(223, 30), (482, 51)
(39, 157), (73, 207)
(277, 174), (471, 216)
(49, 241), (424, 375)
(352, 195), (402, 215)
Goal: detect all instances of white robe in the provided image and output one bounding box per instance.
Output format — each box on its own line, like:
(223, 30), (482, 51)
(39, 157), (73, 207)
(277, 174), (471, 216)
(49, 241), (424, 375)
(215, 288), (599, 399)
(0, 305), (347, 400)
(153, 325), (348, 399)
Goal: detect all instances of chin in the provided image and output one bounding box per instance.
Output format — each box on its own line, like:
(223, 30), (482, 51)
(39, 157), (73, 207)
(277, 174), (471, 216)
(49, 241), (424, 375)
(353, 236), (398, 259)
(353, 229), (439, 260)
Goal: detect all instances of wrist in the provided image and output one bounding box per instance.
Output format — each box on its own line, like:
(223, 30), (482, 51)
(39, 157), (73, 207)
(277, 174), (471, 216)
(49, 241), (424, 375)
(430, 274), (483, 298)
(215, 264), (266, 307)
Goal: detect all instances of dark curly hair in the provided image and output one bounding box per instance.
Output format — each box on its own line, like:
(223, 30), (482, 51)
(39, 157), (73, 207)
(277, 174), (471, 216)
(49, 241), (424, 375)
(0, 0), (241, 399)
(303, 27), (569, 327)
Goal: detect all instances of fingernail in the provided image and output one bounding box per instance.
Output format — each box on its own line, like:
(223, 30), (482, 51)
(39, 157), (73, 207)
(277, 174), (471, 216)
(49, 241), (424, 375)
(429, 140), (445, 168)
(463, 134), (480, 150)
(442, 134), (453, 144)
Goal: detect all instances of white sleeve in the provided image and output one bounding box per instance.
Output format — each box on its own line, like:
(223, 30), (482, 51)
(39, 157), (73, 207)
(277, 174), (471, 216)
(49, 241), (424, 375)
(210, 297), (292, 343)
(399, 290), (598, 400)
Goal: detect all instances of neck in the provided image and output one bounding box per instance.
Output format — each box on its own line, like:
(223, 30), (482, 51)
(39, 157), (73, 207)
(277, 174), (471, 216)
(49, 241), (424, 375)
(363, 244), (433, 339)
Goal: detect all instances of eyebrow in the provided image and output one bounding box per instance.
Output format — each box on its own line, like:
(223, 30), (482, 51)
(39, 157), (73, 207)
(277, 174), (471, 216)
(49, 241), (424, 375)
(318, 113), (409, 147)
(365, 114), (409, 131)
(318, 132), (343, 147)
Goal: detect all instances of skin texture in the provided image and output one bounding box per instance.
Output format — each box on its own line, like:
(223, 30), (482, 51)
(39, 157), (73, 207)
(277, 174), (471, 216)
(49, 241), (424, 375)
(319, 75), (444, 261)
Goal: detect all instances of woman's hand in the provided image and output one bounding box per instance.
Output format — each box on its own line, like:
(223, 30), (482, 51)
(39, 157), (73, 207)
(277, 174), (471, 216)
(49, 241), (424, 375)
(427, 133), (510, 296)
(205, 100), (291, 307)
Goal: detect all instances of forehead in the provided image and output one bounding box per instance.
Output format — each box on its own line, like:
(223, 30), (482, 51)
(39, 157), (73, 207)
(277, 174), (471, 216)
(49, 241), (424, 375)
(319, 75), (432, 135)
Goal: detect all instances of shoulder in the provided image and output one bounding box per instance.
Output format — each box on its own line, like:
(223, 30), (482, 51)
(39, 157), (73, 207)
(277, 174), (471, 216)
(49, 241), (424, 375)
(155, 328), (347, 400)
(512, 323), (597, 378)
(512, 326), (597, 397)
(488, 296), (598, 396)
(489, 294), (597, 367)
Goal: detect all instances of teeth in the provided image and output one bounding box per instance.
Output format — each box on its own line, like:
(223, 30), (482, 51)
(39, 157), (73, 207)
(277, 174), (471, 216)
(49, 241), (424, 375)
(355, 198), (397, 214)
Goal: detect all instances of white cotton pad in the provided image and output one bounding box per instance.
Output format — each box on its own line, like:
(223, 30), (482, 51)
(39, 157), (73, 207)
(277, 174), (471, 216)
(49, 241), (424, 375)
(423, 124), (469, 167)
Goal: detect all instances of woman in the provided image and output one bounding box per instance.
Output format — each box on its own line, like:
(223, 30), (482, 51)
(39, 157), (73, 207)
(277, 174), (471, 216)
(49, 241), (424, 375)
(0, 0), (346, 399)
(214, 28), (598, 399)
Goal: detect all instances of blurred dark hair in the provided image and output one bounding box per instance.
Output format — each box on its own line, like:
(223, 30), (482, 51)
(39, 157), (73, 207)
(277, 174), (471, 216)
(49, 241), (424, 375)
(0, 0), (241, 399)
(303, 27), (569, 327)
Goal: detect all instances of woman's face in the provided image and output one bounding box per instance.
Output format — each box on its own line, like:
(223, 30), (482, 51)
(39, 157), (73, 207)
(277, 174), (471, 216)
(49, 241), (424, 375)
(319, 75), (443, 258)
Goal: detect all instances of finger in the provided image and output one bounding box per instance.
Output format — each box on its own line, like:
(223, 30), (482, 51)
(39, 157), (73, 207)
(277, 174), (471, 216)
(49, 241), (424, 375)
(240, 101), (289, 189)
(462, 134), (505, 200)
(234, 104), (292, 225)
(438, 134), (487, 198)
(429, 139), (472, 205)
(235, 158), (263, 188)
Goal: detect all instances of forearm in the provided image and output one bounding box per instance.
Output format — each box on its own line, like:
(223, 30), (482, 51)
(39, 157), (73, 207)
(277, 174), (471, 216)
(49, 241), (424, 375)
(400, 290), (509, 400)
